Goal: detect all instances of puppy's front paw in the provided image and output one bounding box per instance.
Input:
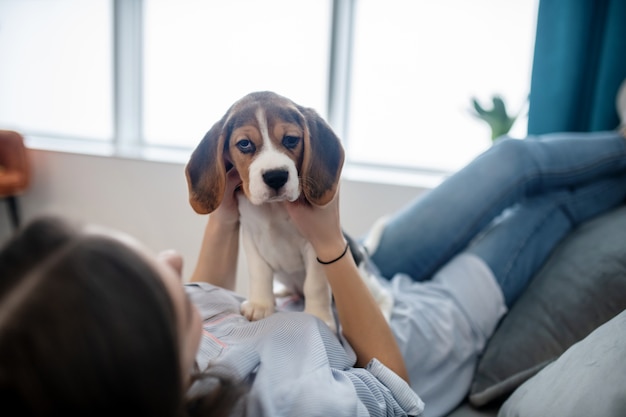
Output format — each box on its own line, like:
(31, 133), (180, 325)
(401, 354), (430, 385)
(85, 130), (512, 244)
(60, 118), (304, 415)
(241, 300), (275, 321)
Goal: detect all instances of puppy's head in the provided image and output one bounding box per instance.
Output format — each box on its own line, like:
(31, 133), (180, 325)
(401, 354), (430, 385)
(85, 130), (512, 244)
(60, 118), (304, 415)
(185, 91), (344, 214)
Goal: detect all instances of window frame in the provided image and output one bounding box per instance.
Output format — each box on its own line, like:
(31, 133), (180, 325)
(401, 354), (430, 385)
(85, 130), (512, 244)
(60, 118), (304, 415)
(95, 0), (367, 167)
(22, 0), (532, 187)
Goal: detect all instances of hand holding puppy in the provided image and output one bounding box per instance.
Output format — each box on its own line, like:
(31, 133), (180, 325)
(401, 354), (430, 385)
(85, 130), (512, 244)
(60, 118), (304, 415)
(282, 190), (346, 263)
(209, 168), (242, 227)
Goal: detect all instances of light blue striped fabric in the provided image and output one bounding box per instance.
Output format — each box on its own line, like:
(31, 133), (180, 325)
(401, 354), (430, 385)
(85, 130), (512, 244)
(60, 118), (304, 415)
(385, 254), (507, 417)
(186, 282), (424, 416)
(186, 253), (505, 417)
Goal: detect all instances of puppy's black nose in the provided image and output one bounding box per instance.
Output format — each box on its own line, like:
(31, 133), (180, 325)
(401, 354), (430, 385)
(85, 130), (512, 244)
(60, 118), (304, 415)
(263, 169), (289, 190)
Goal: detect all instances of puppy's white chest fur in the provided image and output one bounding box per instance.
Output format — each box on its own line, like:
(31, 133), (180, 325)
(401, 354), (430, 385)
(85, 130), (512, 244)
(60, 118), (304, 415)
(238, 196), (311, 293)
(185, 91), (388, 329)
(237, 194), (394, 331)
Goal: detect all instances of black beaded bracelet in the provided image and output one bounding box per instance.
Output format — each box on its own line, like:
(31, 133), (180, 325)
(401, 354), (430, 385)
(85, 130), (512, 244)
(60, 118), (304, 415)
(316, 242), (350, 265)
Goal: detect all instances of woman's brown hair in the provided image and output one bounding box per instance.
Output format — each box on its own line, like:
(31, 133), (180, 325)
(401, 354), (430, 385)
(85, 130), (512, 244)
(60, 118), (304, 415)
(0, 217), (182, 415)
(0, 217), (245, 416)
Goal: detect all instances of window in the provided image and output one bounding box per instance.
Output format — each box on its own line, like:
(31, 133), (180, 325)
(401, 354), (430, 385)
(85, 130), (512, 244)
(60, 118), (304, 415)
(0, 0), (113, 141)
(0, 0), (538, 176)
(143, 0), (331, 147)
(348, 0), (537, 172)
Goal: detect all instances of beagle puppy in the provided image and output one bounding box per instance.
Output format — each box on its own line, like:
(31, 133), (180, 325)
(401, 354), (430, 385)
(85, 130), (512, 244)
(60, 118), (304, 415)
(185, 91), (392, 330)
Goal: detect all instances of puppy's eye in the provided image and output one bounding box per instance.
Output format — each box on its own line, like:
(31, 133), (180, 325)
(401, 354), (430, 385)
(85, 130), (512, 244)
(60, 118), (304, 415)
(236, 139), (255, 154)
(282, 135), (300, 149)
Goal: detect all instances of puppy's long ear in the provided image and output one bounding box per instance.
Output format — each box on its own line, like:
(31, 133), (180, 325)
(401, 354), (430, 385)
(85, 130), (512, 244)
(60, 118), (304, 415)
(299, 107), (345, 206)
(185, 119), (229, 214)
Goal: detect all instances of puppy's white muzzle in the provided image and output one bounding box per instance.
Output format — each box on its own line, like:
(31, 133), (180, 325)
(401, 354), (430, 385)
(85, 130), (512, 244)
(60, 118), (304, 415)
(248, 150), (300, 205)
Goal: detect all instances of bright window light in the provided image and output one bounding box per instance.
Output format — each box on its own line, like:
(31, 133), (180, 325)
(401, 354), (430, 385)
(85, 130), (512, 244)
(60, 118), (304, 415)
(0, 0), (539, 177)
(142, 0), (332, 147)
(348, 0), (538, 172)
(0, 0), (113, 141)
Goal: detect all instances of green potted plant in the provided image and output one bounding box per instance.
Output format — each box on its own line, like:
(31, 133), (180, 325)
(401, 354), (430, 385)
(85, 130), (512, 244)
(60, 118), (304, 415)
(470, 95), (526, 142)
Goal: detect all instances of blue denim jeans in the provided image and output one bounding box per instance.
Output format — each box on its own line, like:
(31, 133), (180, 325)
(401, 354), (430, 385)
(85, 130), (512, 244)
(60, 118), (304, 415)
(369, 131), (626, 306)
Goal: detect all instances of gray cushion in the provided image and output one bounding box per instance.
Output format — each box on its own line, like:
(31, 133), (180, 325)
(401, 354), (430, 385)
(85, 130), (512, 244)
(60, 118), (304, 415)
(468, 205), (626, 407)
(498, 309), (626, 417)
(446, 402), (500, 417)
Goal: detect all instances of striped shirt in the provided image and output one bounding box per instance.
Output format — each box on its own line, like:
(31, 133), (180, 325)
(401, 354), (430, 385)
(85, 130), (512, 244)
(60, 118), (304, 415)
(186, 253), (506, 417)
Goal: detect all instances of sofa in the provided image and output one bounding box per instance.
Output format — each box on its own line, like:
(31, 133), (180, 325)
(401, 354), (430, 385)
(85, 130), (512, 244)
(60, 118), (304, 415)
(445, 204), (626, 417)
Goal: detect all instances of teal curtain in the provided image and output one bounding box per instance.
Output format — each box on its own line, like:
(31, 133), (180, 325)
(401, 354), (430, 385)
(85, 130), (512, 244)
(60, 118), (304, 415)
(528, 0), (626, 134)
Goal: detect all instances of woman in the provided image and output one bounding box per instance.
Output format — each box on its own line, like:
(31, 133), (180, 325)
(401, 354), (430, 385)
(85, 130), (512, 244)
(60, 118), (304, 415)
(1, 130), (626, 417)
(0, 217), (244, 416)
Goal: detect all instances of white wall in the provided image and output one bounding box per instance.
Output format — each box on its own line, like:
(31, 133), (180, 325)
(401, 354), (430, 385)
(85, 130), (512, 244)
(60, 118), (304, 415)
(0, 149), (429, 295)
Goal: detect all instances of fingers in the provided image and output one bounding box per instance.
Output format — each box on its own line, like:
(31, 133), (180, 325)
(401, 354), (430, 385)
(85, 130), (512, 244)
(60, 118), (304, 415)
(210, 168), (241, 225)
(283, 190), (343, 249)
(158, 249), (184, 279)
(282, 196), (312, 225)
(225, 168), (242, 195)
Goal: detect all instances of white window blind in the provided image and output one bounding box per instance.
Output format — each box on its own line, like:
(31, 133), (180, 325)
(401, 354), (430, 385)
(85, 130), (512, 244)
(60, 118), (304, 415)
(142, 0), (332, 147)
(0, 0), (113, 141)
(348, 0), (537, 172)
(0, 0), (537, 176)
